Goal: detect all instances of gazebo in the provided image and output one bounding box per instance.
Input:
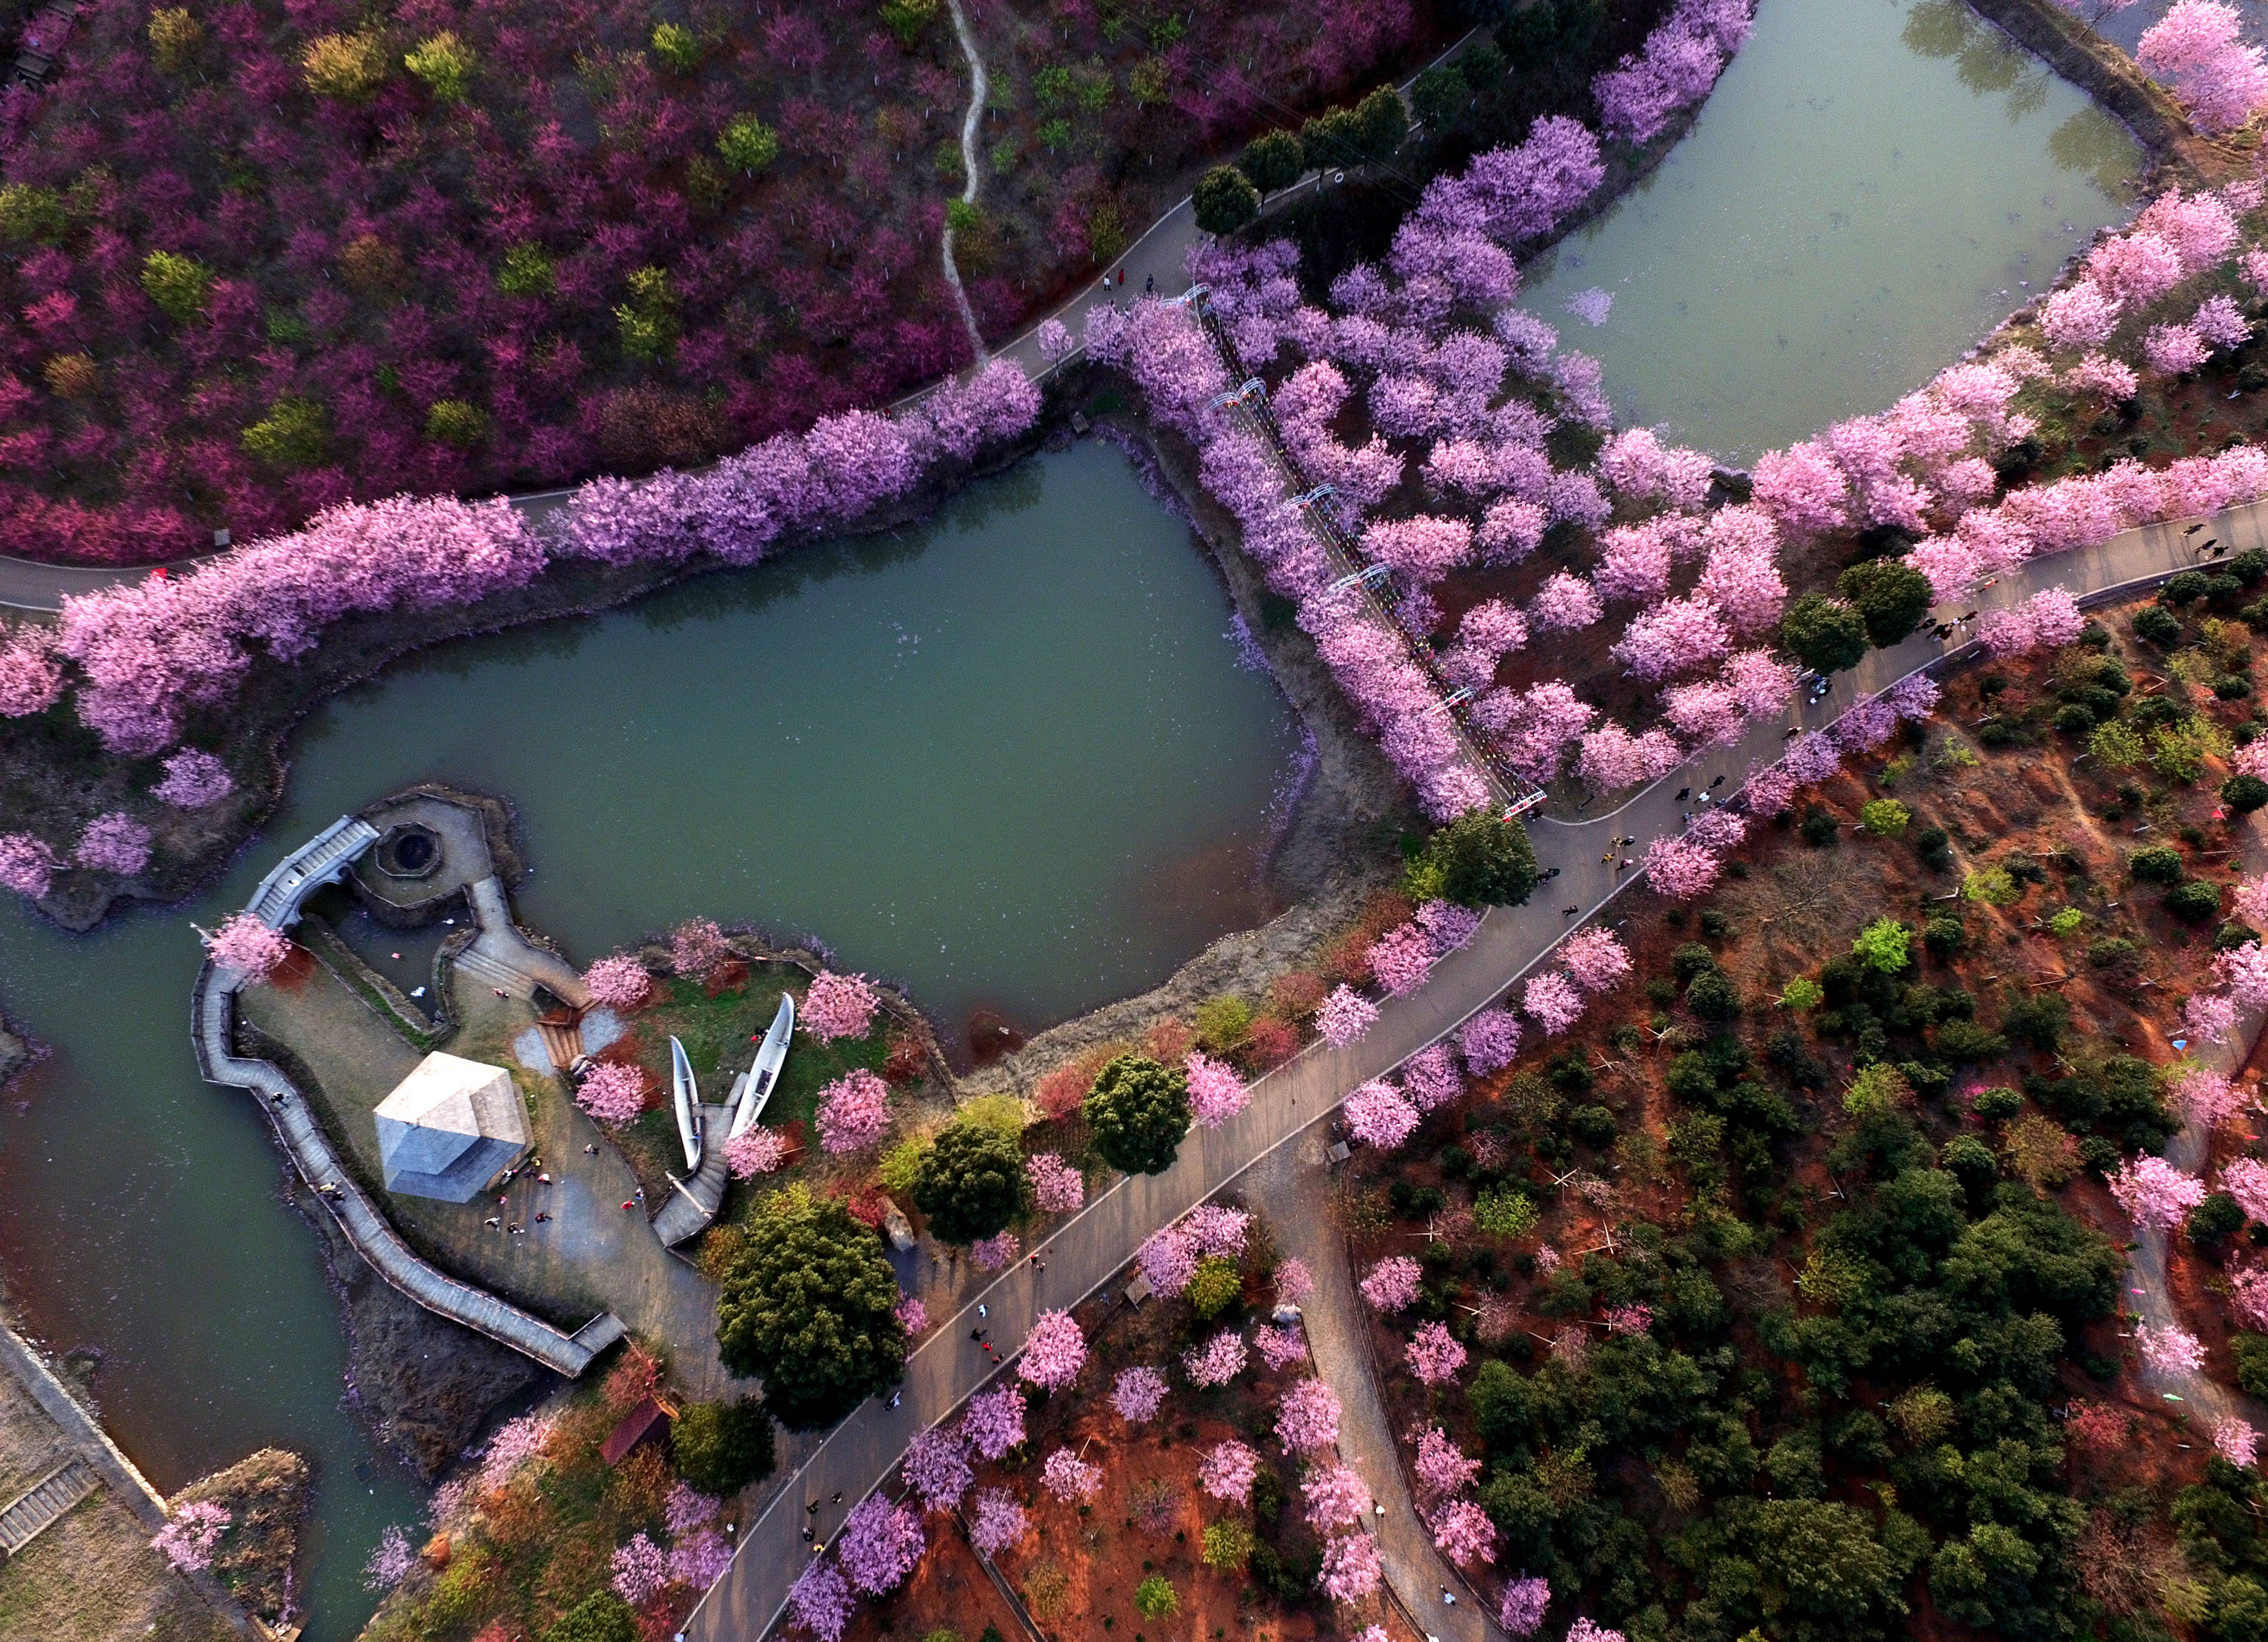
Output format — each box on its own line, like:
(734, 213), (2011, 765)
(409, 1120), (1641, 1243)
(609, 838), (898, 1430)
(374, 1052), (531, 1203)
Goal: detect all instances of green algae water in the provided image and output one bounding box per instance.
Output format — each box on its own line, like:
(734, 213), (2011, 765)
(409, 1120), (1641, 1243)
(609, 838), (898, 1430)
(1518, 0), (2145, 461)
(0, 440), (1299, 1639)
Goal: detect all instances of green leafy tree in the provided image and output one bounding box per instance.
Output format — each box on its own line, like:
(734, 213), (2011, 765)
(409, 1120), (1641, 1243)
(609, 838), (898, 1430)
(1780, 977), (1825, 1012)
(1780, 593), (1870, 674)
(1407, 809), (1538, 908)
(1300, 107), (1363, 172)
(1188, 1255), (1243, 1319)
(671, 1398), (778, 1494)
(880, 0), (937, 45)
(1411, 63), (1470, 128)
(545, 1592), (637, 1642)
(1133, 1575), (1179, 1617)
(715, 1188), (907, 1427)
(404, 32), (475, 99)
(719, 114), (782, 175)
(1851, 918), (1912, 974)
(497, 242), (556, 298)
(0, 184), (67, 243)
(1749, 1498), (1914, 1634)
(615, 266), (680, 362)
(1201, 1517), (1253, 1571)
(301, 29), (392, 100)
(240, 396), (327, 469)
(140, 250), (212, 321)
(1237, 129), (1305, 194)
(426, 399), (491, 448)
(147, 6), (203, 73)
(2167, 878), (2224, 923)
(1858, 798), (1910, 836)
(1084, 1054), (1190, 1176)
(649, 20), (702, 70)
(1193, 166), (1260, 235)
(911, 1118), (1024, 1244)
(1352, 85), (1408, 161)
(1837, 559), (1936, 649)
(2088, 718), (2148, 769)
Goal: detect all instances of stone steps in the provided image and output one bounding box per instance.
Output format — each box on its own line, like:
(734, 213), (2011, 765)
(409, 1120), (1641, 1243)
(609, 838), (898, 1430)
(0, 1457), (97, 1555)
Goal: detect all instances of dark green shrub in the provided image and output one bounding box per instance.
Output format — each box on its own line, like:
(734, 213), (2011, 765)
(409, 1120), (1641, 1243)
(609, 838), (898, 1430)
(1084, 1055), (1191, 1175)
(2135, 606), (2184, 646)
(2227, 773), (2268, 813)
(2235, 1333), (2268, 1399)
(1351, 85), (1408, 160)
(1566, 1105), (1618, 1148)
(1837, 559), (1935, 649)
(2234, 547), (2268, 584)
(2167, 878), (2225, 923)
(1932, 1020), (2007, 1064)
(1923, 915), (1966, 956)
(2087, 936), (2139, 969)
(2129, 844), (2185, 884)
(715, 1193), (905, 1428)
(2191, 1191), (2248, 1250)
(1799, 807), (1839, 847)
(1968, 1086), (2022, 1121)
(1915, 826), (1953, 871)
(672, 1398), (778, 1495)
(2053, 702), (2096, 735)
(1411, 66), (1468, 129)
(547, 1594), (637, 1642)
(1685, 969), (1740, 1022)
(2164, 569), (2212, 606)
(1670, 943), (1718, 985)
(1780, 593), (1870, 675)
(2000, 993), (2068, 1051)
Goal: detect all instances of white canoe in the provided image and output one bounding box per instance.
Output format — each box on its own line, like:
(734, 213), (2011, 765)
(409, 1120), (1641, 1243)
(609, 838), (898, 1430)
(730, 993), (795, 1139)
(669, 1036), (702, 1171)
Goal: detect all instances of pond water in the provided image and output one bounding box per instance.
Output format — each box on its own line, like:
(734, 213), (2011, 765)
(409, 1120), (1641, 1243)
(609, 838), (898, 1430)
(0, 438), (1299, 1639)
(1517, 0), (2146, 461)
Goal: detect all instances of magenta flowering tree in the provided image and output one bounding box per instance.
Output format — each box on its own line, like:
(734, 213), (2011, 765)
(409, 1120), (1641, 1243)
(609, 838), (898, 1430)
(2220, 945), (2268, 1010)
(152, 748), (234, 808)
(1036, 318), (1075, 364)
(582, 953), (653, 1012)
(1458, 1008), (1522, 1076)
(152, 1501), (231, 1574)
(1522, 971), (1585, 1036)
(1025, 1152), (1085, 1213)
(1642, 835), (1722, 901)
(1611, 596), (1730, 681)
(1401, 1043), (1464, 1113)
(973, 1231), (1021, 1272)
(802, 971), (881, 1043)
(2137, 1321), (2208, 1376)
(967, 1489), (1027, 1557)
(0, 834), (56, 900)
(1430, 1499), (1498, 1566)
(1199, 1439), (1260, 1503)
(962, 1385), (1027, 1461)
(1275, 1257), (1315, 1305)
(1416, 900), (1483, 952)
(1019, 1310), (1086, 1391)
(2188, 990), (2242, 1045)
(1256, 1325), (1310, 1371)
(789, 1559), (856, 1642)
(671, 1528), (733, 1592)
(1302, 1464), (1372, 1531)
(1183, 1204), (1251, 1258)
(816, 1069), (892, 1154)
(2108, 1155), (2208, 1231)
(1405, 1321), (1468, 1385)
(1276, 1378), (1343, 1454)
(724, 1127), (789, 1178)
(1113, 1365), (1169, 1424)
(1604, 1303), (1654, 1337)
(1566, 1620), (1628, 1642)
(2041, 280), (2121, 351)
(575, 1063), (649, 1128)
(1345, 1080), (1420, 1148)
(666, 1483), (720, 1536)
(1528, 572), (1605, 634)
(1413, 1428), (1482, 1502)
(74, 812), (151, 875)
(1360, 1256), (1423, 1314)
(0, 624), (60, 718)
(1318, 1531), (1383, 1603)
(1186, 1052), (1251, 1128)
(1317, 985), (1380, 1049)
(1137, 1227), (1198, 1297)
(670, 919), (730, 984)
(836, 1495), (924, 1596)
(1367, 921), (1437, 996)
(2235, 874), (2268, 929)
(1500, 1575), (1552, 1636)
(1184, 1329), (1250, 1387)
(1560, 928), (1631, 994)
(206, 911), (290, 981)
(2146, 323), (2212, 376)
(1040, 1447), (1102, 1503)
(611, 1532), (673, 1605)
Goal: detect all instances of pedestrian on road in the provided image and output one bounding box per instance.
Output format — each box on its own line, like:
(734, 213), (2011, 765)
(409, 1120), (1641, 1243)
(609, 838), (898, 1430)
(535, 1212), (551, 1223)
(485, 1216), (501, 1228)
(978, 1303), (988, 1318)
(1562, 905), (1579, 917)
(584, 1144), (599, 1155)
(622, 1200), (635, 1211)
(1675, 786), (1690, 801)
(832, 1492), (844, 1504)
(889, 1393), (902, 1409)
(1145, 274), (1155, 293)
(1442, 1590), (1457, 1608)
(808, 1501), (821, 1516)
(802, 1528), (814, 1543)
(1709, 776), (1724, 789)
(971, 1328), (986, 1342)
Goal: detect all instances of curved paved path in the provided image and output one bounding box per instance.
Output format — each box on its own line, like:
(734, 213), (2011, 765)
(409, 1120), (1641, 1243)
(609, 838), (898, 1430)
(689, 503), (2247, 1640)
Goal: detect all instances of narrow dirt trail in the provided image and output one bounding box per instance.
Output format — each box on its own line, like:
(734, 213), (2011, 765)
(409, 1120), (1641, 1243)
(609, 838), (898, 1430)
(940, 0), (988, 355)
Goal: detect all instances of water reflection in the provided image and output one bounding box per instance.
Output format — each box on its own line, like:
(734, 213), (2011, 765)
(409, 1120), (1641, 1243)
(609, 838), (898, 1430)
(1517, 0), (2143, 460)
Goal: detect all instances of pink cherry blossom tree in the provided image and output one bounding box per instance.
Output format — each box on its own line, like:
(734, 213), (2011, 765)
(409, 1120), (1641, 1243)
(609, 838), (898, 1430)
(2136, 1321), (2207, 1375)
(1458, 1008), (1521, 1075)
(1020, 1311), (1086, 1390)
(1361, 1256), (1422, 1313)
(1523, 971), (1585, 1036)
(1184, 1329), (1250, 1387)
(153, 748), (234, 807)
(1560, 928), (1631, 994)
(1040, 1447), (1102, 1502)
(1303, 1464), (1373, 1530)
(2139, 1), (2268, 133)
(612, 1532), (672, 1604)
(2217, 1415), (2260, 1468)
(1430, 1499), (1497, 1566)
(1113, 1366), (1168, 1423)
(1401, 1043), (1464, 1113)
(968, 1489), (1027, 1557)
(1318, 1532), (1383, 1602)
(1368, 922), (1437, 996)
(669, 918), (730, 983)
(1405, 1321), (1468, 1384)
(835, 1495), (923, 1595)
(152, 1501), (231, 1573)
(816, 1069), (892, 1153)
(1137, 1227), (1198, 1297)
(1500, 1575), (1551, 1636)
(973, 1231), (1021, 1272)
(1345, 1080), (1420, 1148)
(206, 911), (290, 981)
(2223, 1157), (2268, 1222)
(1317, 985), (1380, 1049)
(1276, 1378), (1343, 1454)
(575, 1062), (648, 1127)
(1200, 1439), (1260, 1502)
(1275, 1257), (1315, 1305)
(962, 1386), (1027, 1460)
(724, 1127), (789, 1178)
(582, 953), (652, 1011)
(1413, 1428), (1482, 1501)
(1186, 1052), (1252, 1128)
(789, 1558), (855, 1641)
(2108, 1154), (2208, 1231)
(1643, 835), (1722, 900)
(75, 812), (151, 875)
(1026, 1152), (1084, 1213)
(802, 971), (881, 1042)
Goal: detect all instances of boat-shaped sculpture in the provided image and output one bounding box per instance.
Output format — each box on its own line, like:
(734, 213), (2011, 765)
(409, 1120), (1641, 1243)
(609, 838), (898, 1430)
(669, 1036), (702, 1171)
(730, 994), (795, 1139)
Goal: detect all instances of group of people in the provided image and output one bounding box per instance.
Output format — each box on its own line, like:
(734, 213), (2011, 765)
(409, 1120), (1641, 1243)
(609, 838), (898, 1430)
(483, 1155), (557, 1234)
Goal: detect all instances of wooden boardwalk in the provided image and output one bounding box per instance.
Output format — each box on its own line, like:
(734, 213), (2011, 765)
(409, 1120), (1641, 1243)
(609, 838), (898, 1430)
(0, 1457), (96, 1554)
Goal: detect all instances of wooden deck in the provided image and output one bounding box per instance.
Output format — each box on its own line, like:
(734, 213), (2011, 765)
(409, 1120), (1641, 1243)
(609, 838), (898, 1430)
(0, 1457), (95, 1555)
